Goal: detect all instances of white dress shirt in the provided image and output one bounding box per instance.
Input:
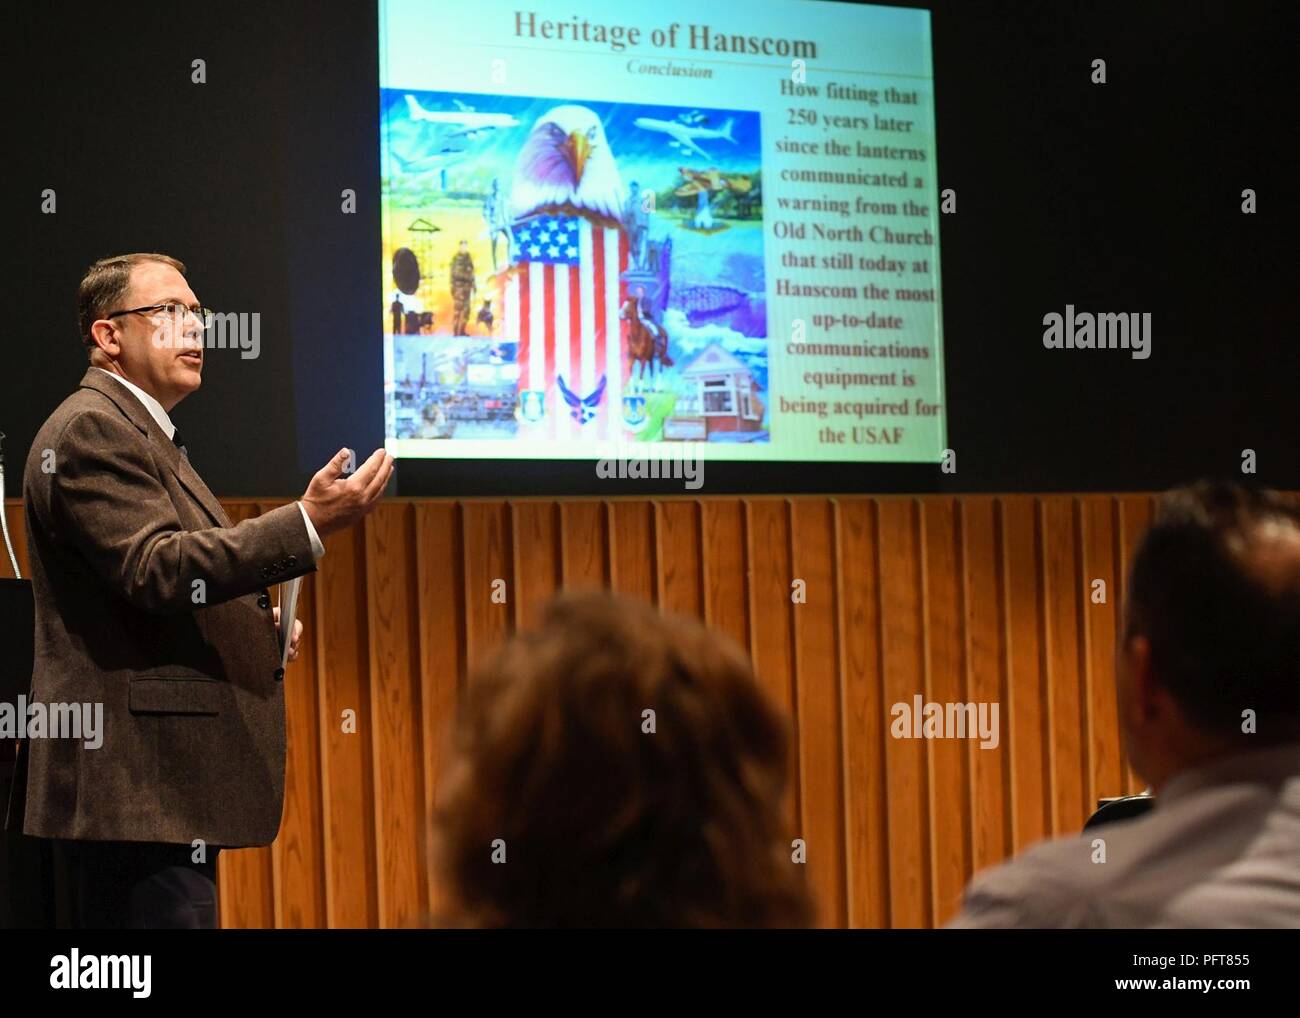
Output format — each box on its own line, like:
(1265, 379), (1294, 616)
(94, 367), (325, 559)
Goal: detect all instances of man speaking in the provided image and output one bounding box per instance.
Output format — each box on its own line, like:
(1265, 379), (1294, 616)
(16, 253), (394, 928)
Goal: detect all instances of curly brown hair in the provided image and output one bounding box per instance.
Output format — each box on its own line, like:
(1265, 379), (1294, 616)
(430, 591), (814, 928)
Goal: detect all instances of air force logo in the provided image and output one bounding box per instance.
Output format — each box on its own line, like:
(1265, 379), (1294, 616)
(622, 394), (647, 428)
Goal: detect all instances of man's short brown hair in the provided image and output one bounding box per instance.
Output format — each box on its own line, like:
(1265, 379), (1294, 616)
(77, 253), (186, 354)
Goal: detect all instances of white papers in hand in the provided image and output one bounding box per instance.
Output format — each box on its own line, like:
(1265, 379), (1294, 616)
(278, 576), (303, 669)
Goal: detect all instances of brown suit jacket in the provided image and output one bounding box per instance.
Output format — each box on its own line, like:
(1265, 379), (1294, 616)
(16, 369), (315, 847)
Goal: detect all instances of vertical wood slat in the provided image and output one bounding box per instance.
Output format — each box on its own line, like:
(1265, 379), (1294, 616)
(510, 501), (560, 630)
(461, 502), (513, 673)
(654, 501), (702, 617)
(364, 503), (426, 928)
(1001, 497), (1049, 854)
(835, 499), (888, 929)
(315, 520), (377, 928)
(789, 499), (846, 928)
(922, 498), (971, 925)
(1081, 497), (1122, 808)
(0, 499), (29, 579)
(876, 498), (929, 928)
(700, 500), (749, 650)
(1117, 496), (1154, 796)
(559, 501), (607, 590)
(608, 501), (656, 603)
(261, 501), (327, 930)
(744, 500), (800, 836)
(217, 502), (275, 930)
(415, 503), (465, 921)
(0, 489), (1189, 928)
(1040, 498), (1087, 835)
(961, 499), (1011, 877)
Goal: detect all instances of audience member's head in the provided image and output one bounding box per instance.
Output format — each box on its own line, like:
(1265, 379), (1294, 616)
(431, 591), (813, 928)
(1120, 481), (1300, 791)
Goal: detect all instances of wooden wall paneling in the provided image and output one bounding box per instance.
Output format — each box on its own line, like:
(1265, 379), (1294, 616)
(1000, 497), (1050, 854)
(414, 502), (465, 922)
(509, 501), (560, 629)
(461, 502), (514, 673)
(261, 501), (327, 929)
(364, 502), (427, 928)
(1080, 497), (1122, 809)
(654, 500), (702, 618)
(1039, 497), (1087, 835)
(2, 488), (1208, 929)
(313, 520), (377, 927)
(961, 498), (1011, 881)
(0, 498), (29, 579)
(559, 501), (608, 590)
(833, 498), (889, 928)
(744, 500), (800, 837)
(789, 499), (846, 927)
(876, 498), (930, 927)
(217, 502), (275, 929)
(921, 498), (972, 926)
(607, 501), (657, 603)
(700, 500), (749, 650)
(1117, 495), (1154, 796)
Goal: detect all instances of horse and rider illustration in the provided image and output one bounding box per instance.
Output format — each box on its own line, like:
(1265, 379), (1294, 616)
(620, 283), (674, 388)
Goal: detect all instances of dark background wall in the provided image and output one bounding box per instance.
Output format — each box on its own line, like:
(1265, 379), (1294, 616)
(4, 0), (1294, 497)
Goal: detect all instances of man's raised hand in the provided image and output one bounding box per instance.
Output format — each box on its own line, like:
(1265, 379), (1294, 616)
(301, 447), (394, 539)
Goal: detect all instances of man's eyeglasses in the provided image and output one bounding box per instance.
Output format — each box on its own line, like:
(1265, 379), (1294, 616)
(106, 302), (215, 329)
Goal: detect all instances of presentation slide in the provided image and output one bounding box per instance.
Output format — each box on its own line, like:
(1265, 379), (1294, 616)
(379, 0), (945, 462)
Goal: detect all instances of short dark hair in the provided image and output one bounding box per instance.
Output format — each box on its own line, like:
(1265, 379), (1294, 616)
(432, 591), (813, 928)
(1126, 481), (1300, 738)
(77, 253), (186, 354)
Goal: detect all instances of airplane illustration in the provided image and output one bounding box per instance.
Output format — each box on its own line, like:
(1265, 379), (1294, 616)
(633, 115), (736, 158)
(388, 147), (463, 188)
(403, 95), (521, 142)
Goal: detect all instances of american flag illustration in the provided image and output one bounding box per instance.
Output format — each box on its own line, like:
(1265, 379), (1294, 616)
(502, 213), (628, 441)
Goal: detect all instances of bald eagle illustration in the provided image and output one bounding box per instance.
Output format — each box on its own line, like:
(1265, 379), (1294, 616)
(510, 105), (626, 225)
